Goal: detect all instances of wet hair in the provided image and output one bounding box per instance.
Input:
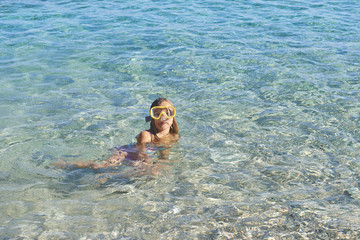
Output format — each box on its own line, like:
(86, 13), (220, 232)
(149, 98), (179, 137)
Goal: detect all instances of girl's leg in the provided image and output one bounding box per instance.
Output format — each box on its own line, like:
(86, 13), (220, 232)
(52, 151), (128, 169)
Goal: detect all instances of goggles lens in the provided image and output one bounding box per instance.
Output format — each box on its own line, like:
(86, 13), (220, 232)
(150, 106), (176, 120)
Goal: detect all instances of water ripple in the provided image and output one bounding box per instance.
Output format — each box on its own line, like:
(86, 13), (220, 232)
(1, 0), (360, 238)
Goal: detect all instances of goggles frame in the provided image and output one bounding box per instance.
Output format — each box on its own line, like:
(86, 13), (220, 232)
(149, 106), (176, 120)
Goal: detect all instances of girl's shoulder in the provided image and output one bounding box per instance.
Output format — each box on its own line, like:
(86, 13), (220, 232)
(137, 130), (153, 144)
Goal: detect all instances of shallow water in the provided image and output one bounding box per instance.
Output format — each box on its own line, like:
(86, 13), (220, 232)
(1, 0), (360, 238)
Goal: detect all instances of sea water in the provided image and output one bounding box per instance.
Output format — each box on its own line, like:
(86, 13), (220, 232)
(1, 0), (359, 238)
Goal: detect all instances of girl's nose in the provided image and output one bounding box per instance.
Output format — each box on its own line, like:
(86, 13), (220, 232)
(161, 115), (167, 121)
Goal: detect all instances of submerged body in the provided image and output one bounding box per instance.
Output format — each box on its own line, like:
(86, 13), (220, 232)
(55, 98), (179, 172)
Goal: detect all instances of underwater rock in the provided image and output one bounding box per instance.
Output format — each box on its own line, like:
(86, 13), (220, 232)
(43, 75), (74, 86)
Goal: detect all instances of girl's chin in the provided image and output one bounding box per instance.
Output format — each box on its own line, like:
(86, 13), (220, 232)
(157, 126), (170, 131)
(156, 122), (171, 130)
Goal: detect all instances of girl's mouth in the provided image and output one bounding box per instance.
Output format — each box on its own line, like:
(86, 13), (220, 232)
(158, 120), (171, 126)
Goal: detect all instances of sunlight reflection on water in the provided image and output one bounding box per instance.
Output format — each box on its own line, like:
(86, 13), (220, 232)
(1, 0), (360, 238)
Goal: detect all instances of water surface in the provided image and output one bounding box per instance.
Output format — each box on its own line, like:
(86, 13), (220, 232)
(1, 0), (360, 238)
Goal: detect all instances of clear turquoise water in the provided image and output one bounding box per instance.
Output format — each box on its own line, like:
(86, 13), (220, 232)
(1, 0), (360, 238)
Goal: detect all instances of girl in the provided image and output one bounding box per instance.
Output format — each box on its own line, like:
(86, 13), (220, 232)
(56, 98), (179, 169)
(136, 97), (179, 160)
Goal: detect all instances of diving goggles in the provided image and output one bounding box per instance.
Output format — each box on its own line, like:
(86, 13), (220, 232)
(149, 106), (176, 120)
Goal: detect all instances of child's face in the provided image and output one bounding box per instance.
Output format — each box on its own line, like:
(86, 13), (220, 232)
(153, 101), (174, 132)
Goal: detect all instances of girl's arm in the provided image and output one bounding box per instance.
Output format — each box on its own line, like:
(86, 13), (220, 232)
(136, 131), (152, 163)
(137, 130), (152, 144)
